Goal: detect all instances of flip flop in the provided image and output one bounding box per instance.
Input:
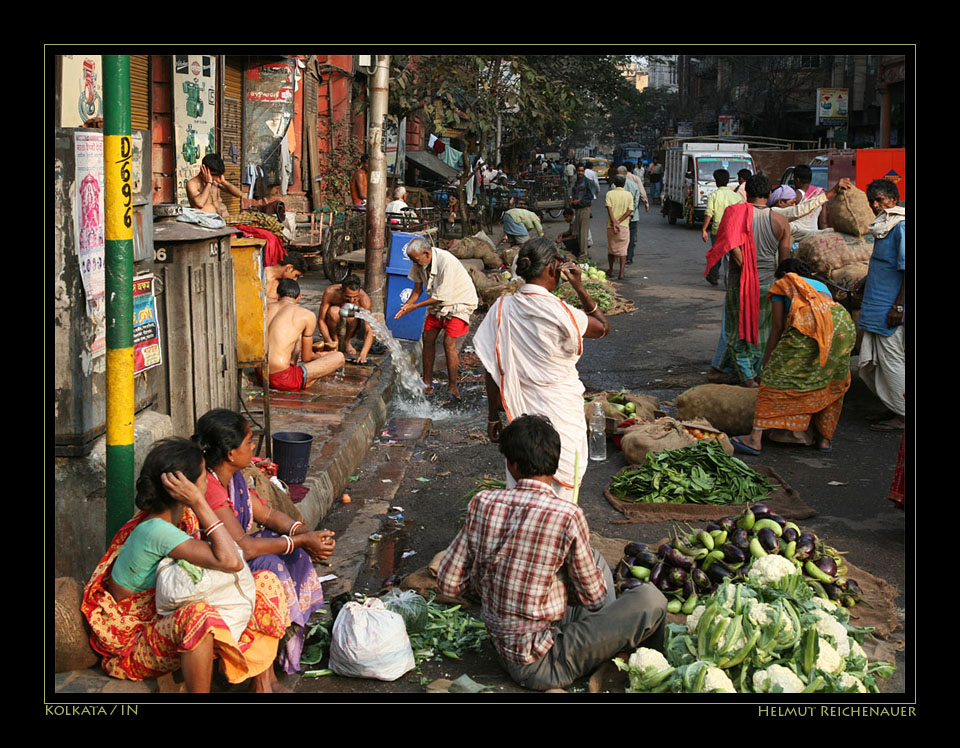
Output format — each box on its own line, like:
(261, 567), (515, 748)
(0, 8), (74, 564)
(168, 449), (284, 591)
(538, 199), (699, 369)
(817, 444), (834, 453)
(730, 436), (761, 456)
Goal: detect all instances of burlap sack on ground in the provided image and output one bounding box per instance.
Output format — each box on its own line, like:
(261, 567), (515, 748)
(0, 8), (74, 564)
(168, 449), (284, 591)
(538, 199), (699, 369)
(478, 279), (523, 307)
(830, 261), (870, 288)
(468, 266), (499, 290)
(604, 465), (815, 523)
(585, 391), (660, 426)
(243, 465), (302, 526)
(447, 237), (501, 268)
(676, 384), (758, 435)
(55, 577), (99, 672)
(796, 231), (874, 276)
(681, 417), (735, 456)
(827, 186), (876, 237)
(620, 418), (695, 465)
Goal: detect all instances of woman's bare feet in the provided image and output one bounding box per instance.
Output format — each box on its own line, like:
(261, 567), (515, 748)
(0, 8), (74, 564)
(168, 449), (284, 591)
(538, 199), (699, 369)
(249, 667), (291, 693)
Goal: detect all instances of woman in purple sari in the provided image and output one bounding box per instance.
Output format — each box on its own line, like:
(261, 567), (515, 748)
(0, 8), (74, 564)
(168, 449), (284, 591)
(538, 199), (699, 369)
(193, 409), (334, 674)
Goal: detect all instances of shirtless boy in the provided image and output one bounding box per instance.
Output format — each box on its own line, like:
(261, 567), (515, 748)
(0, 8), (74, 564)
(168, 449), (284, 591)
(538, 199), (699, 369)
(265, 280), (345, 392)
(317, 275), (374, 363)
(264, 253), (307, 302)
(186, 153), (243, 217)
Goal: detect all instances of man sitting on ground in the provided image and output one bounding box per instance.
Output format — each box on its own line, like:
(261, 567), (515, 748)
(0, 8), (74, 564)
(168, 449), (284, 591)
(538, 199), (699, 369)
(186, 153), (243, 217)
(437, 414), (668, 692)
(265, 279), (344, 392)
(264, 252), (307, 302)
(317, 274), (375, 363)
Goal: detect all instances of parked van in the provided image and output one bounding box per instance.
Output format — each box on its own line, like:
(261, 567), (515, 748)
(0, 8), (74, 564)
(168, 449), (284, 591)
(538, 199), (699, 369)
(662, 142), (755, 226)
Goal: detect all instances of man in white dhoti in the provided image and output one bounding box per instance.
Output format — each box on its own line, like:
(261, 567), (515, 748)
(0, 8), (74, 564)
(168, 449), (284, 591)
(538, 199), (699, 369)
(474, 238), (610, 500)
(395, 237), (479, 399)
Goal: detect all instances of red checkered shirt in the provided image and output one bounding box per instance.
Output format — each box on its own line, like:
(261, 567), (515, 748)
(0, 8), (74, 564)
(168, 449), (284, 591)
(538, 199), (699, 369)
(437, 479), (607, 665)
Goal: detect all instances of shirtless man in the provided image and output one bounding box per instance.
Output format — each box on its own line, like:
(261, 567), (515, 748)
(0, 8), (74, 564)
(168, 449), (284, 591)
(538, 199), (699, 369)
(317, 274), (374, 363)
(185, 154), (243, 217)
(264, 252), (307, 302)
(265, 279), (345, 392)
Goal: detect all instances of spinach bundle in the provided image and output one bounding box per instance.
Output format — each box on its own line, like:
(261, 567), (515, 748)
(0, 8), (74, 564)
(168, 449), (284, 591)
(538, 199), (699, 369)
(609, 440), (770, 505)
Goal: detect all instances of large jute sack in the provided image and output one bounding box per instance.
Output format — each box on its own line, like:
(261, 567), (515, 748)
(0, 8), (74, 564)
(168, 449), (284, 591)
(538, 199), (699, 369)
(827, 186), (875, 237)
(676, 384), (758, 435)
(796, 231), (874, 276)
(478, 280), (523, 307)
(54, 577), (98, 672)
(830, 261), (870, 288)
(584, 392), (660, 426)
(468, 266), (499, 290)
(449, 236), (502, 268)
(621, 418), (695, 465)
(244, 466), (302, 525)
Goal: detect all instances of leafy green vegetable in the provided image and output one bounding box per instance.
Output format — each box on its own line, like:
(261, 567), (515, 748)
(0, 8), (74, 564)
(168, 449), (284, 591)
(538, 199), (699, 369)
(407, 594), (489, 663)
(609, 440), (770, 505)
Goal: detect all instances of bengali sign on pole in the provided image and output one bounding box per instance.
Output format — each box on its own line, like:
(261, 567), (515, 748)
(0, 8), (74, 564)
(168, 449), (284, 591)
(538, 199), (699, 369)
(133, 275), (162, 374)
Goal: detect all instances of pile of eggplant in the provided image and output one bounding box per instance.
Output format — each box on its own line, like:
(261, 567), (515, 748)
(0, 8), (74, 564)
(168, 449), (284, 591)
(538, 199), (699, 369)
(613, 502), (863, 612)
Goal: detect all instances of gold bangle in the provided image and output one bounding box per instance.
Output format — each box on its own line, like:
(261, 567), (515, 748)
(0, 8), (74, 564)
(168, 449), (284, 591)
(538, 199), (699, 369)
(586, 301), (599, 315)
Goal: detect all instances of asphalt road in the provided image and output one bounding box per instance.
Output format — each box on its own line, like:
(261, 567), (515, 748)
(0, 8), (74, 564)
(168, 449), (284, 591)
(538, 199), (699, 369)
(297, 188), (910, 697)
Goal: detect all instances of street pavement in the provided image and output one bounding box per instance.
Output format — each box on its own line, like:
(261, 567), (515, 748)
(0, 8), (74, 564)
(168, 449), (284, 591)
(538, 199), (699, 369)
(295, 188), (910, 697)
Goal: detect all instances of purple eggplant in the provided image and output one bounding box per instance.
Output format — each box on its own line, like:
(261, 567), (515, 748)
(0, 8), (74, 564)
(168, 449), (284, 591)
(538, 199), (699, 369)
(620, 578), (645, 592)
(823, 583), (843, 601)
(722, 543), (746, 564)
(704, 521), (723, 533)
(750, 503), (772, 519)
(682, 578), (697, 599)
(615, 559), (632, 581)
(658, 543), (674, 559)
(706, 561), (734, 585)
(665, 548), (694, 570)
(666, 566), (688, 589)
(814, 555), (838, 577)
(635, 550), (660, 568)
(691, 567), (712, 591)
(720, 516), (739, 534)
(781, 527), (799, 544)
(795, 534), (817, 561)
(732, 528), (751, 551)
(835, 577), (862, 599)
(623, 542), (648, 558)
(757, 527), (780, 553)
(649, 561), (665, 587)
(767, 513), (787, 529)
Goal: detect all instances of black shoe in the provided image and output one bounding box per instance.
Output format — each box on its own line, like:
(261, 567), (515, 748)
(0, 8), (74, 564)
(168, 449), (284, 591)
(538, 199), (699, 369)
(706, 277), (719, 286)
(626, 259), (634, 265)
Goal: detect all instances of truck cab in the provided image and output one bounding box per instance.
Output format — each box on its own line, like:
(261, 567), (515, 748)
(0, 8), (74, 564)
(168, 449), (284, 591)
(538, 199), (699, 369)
(662, 142), (755, 226)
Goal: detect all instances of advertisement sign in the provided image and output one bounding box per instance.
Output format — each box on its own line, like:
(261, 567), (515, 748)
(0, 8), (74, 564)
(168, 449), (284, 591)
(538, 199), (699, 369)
(173, 55), (218, 206)
(817, 88), (849, 125)
(678, 121), (694, 137)
(133, 276), (163, 373)
(74, 131), (105, 305)
(718, 115), (740, 137)
(61, 55), (104, 128)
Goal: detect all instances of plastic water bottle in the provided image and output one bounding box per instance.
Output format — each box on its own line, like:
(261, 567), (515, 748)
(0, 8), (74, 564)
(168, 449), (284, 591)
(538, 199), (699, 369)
(589, 401), (607, 461)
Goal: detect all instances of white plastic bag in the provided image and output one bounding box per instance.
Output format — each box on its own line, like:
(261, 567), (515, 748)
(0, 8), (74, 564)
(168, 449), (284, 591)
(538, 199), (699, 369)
(328, 599), (415, 681)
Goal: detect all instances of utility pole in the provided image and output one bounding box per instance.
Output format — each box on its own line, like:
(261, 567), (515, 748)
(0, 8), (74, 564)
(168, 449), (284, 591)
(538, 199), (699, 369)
(364, 55), (391, 317)
(103, 55), (135, 541)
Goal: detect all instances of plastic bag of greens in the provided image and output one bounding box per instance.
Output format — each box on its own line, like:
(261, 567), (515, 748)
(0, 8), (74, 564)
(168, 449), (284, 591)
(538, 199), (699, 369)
(381, 588), (430, 634)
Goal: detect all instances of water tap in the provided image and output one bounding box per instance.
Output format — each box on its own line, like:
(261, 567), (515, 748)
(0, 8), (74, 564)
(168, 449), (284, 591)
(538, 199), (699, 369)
(339, 303), (361, 318)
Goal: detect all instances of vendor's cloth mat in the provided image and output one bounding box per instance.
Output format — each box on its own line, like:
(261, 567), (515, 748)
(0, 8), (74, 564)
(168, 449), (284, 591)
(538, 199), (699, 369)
(604, 465), (815, 523)
(587, 531), (901, 692)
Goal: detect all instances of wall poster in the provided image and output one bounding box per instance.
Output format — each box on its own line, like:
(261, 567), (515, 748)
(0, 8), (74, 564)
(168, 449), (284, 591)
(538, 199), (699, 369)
(243, 59), (296, 192)
(173, 55), (218, 206)
(74, 129), (106, 359)
(61, 55), (104, 128)
(133, 275), (163, 374)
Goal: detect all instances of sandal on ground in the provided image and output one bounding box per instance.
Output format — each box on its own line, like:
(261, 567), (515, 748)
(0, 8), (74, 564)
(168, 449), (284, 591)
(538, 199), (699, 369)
(870, 421), (904, 432)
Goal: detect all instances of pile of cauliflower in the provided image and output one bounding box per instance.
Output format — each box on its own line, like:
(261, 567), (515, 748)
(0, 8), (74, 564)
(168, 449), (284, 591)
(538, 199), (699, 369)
(615, 564), (894, 694)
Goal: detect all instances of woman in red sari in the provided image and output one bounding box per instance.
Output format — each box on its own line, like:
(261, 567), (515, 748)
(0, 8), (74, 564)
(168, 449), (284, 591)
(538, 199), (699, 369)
(82, 438), (290, 692)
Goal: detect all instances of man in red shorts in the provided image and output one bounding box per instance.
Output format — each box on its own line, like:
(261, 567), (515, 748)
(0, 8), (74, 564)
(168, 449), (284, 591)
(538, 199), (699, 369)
(265, 279), (345, 391)
(394, 237), (478, 399)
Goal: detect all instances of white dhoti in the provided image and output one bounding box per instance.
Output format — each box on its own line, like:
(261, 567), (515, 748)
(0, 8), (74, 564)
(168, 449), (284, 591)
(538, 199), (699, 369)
(474, 285), (590, 499)
(858, 327), (906, 417)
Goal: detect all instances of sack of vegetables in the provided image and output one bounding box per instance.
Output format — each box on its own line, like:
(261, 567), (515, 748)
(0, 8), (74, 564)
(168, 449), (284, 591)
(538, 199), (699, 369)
(584, 390), (659, 434)
(620, 418), (695, 465)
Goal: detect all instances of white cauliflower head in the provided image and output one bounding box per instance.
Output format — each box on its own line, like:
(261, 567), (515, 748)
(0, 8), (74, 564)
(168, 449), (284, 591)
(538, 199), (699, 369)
(815, 637), (844, 674)
(746, 554), (799, 585)
(810, 609), (850, 658)
(747, 601), (793, 635)
(838, 673), (867, 693)
(686, 605), (707, 635)
(628, 647), (670, 674)
(704, 667), (737, 693)
(752, 664), (806, 693)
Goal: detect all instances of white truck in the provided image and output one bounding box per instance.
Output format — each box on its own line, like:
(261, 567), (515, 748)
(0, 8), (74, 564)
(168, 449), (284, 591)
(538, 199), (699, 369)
(661, 142), (756, 226)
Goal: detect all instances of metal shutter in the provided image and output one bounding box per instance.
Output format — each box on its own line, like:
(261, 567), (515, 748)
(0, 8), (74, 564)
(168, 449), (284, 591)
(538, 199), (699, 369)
(129, 55), (150, 132)
(222, 56), (243, 216)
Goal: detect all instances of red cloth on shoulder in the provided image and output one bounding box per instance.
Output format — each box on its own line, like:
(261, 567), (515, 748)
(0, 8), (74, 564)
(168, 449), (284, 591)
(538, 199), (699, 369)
(704, 202), (760, 346)
(204, 474), (234, 512)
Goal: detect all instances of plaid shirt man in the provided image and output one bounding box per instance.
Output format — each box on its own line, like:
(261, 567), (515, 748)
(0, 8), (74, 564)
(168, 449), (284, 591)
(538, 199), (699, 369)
(437, 479), (607, 665)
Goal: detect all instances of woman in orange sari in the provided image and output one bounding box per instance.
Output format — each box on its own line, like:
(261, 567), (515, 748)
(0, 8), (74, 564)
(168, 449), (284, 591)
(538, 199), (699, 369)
(82, 438), (290, 692)
(731, 260), (856, 455)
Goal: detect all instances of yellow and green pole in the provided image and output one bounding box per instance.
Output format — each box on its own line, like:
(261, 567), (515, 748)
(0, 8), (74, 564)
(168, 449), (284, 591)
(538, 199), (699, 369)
(103, 55), (135, 540)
